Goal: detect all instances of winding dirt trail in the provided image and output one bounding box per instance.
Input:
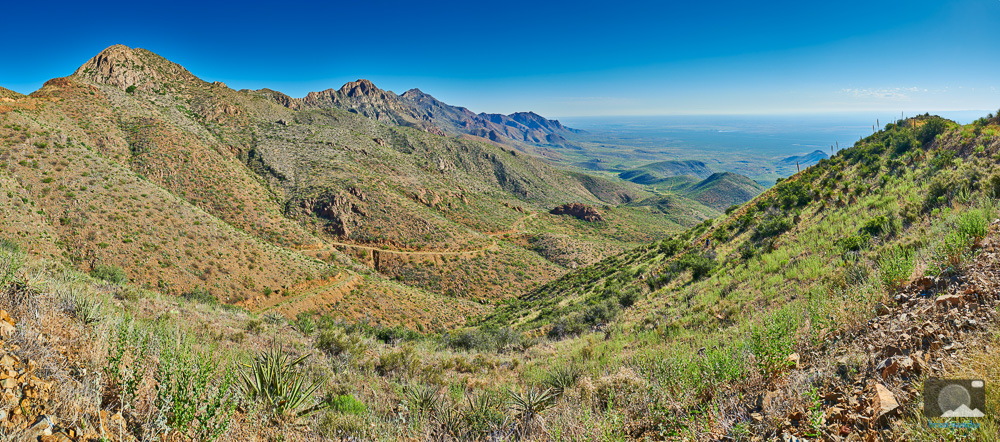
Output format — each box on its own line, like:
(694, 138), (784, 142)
(306, 212), (536, 258)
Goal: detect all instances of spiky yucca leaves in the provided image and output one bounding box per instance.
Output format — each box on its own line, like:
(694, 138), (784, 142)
(262, 311), (285, 325)
(239, 344), (327, 420)
(405, 383), (440, 414)
(508, 387), (556, 437)
(463, 392), (508, 440)
(544, 364), (581, 397)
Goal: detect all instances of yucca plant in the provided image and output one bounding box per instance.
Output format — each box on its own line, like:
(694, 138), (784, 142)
(405, 383), (439, 414)
(508, 387), (556, 423)
(263, 312), (285, 325)
(544, 365), (581, 397)
(239, 343), (327, 420)
(433, 402), (463, 439)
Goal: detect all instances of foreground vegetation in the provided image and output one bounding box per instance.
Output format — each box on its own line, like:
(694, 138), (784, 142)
(2, 112), (999, 441)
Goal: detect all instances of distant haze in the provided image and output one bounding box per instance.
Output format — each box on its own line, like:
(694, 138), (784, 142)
(559, 111), (992, 159)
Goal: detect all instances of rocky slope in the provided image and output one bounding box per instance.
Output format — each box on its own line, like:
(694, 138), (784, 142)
(0, 45), (701, 325)
(254, 78), (582, 153)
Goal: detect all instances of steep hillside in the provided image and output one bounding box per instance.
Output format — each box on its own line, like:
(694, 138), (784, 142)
(482, 112), (1000, 439)
(679, 171), (765, 210)
(618, 159), (714, 184)
(1, 45), (702, 324)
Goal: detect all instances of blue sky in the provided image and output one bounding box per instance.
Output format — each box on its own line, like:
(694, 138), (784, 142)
(2, 0), (999, 116)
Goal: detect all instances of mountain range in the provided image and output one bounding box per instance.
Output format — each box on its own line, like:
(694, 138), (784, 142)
(2, 45), (1000, 441)
(0, 45), (747, 329)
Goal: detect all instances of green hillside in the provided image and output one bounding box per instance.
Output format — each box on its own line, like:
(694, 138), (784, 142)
(618, 159), (714, 184)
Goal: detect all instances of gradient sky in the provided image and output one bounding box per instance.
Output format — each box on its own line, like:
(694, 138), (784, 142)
(3, 0), (999, 117)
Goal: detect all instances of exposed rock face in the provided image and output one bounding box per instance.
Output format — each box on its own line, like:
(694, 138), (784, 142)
(260, 80), (580, 148)
(71, 44), (197, 93)
(295, 80), (445, 135)
(550, 203), (604, 222)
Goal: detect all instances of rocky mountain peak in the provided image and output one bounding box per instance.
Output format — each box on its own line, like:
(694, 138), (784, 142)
(338, 79), (383, 98)
(73, 45), (154, 90)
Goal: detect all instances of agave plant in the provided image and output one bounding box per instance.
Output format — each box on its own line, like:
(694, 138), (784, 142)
(238, 343), (327, 419)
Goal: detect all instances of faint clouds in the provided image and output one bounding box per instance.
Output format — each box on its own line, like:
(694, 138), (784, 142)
(840, 87), (927, 100)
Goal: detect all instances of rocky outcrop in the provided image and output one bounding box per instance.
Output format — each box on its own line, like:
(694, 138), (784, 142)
(261, 80), (580, 148)
(550, 203), (604, 222)
(72, 44), (197, 93)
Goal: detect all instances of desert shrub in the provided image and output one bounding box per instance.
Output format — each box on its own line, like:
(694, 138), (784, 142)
(836, 235), (868, 253)
(928, 149), (955, 171)
(329, 394), (367, 415)
(861, 215), (896, 237)
(957, 208), (990, 242)
(711, 227), (730, 243)
(373, 325), (419, 343)
(725, 204), (740, 215)
(890, 131), (919, 155)
(546, 316), (587, 340)
(125, 85), (137, 94)
(461, 392), (507, 440)
(376, 345), (418, 376)
(318, 412), (369, 439)
(618, 286), (640, 308)
(544, 365), (581, 397)
(90, 264), (128, 284)
(775, 180), (811, 209)
(316, 329), (368, 359)
(923, 175), (953, 212)
(155, 336), (237, 440)
(447, 328), (494, 351)
(929, 229), (972, 275)
(878, 246), (915, 291)
(293, 313), (316, 335)
(917, 118), (949, 144)
(0, 239), (25, 288)
(182, 286), (217, 304)
(748, 308), (799, 376)
(752, 212), (793, 242)
(677, 251), (716, 281)
(657, 238), (685, 256)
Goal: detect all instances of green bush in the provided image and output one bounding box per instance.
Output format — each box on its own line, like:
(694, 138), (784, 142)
(878, 246), (914, 291)
(316, 329), (368, 359)
(0, 239), (25, 288)
(329, 394), (367, 415)
(748, 308), (799, 376)
(155, 335), (236, 441)
(752, 212), (793, 242)
(917, 118), (949, 144)
(182, 286), (217, 304)
(957, 208), (989, 242)
(861, 215), (895, 237)
(126, 85), (137, 94)
(91, 264), (128, 284)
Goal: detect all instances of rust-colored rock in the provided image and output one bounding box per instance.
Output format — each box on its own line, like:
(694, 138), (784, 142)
(550, 203), (604, 222)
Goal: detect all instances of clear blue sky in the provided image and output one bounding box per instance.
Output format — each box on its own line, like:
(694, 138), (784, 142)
(2, 0), (999, 117)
